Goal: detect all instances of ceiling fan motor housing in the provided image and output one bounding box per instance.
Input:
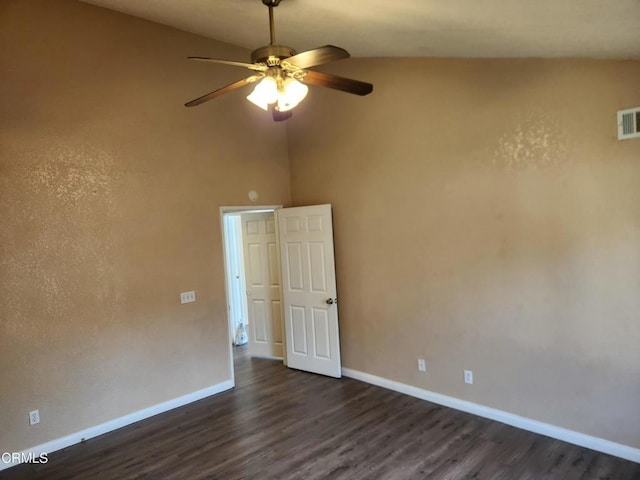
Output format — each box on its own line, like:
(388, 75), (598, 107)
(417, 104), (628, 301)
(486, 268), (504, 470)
(251, 45), (297, 64)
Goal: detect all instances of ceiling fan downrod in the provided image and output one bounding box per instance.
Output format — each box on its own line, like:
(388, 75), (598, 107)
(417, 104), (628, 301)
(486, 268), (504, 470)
(262, 0), (282, 45)
(251, 0), (295, 64)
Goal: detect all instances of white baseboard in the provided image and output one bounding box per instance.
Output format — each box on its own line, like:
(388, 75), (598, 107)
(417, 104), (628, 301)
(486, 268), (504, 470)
(342, 368), (640, 464)
(0, 379), (234, 472)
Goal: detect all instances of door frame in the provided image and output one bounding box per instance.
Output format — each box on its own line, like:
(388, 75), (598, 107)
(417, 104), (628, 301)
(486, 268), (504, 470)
(220, 205), (282, 386)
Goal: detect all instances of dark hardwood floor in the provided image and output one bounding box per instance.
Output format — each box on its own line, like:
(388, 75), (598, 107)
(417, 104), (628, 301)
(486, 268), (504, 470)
(2, 346), (639, 479)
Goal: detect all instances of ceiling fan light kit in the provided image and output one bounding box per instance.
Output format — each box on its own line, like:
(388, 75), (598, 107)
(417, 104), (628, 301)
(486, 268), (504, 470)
(185, 0), (373, 121)
(246, 74), (309, 112)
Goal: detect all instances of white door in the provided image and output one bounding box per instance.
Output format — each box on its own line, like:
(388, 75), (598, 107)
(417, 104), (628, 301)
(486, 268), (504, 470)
(242, 212), (284, 359)
(277, 204), (342, 378)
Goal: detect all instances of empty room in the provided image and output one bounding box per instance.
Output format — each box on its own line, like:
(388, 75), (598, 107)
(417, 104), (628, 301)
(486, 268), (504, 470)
(1, 0), (639, 478)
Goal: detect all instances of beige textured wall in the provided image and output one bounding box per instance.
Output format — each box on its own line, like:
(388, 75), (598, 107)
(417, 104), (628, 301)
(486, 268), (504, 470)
(2, 0), (639, 457)
(288, 58), (640, 448)
(0, 1), (290, 452)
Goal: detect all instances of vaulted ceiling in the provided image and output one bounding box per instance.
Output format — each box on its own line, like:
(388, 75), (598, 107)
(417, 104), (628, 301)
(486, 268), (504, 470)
(82, 0), (640, 59)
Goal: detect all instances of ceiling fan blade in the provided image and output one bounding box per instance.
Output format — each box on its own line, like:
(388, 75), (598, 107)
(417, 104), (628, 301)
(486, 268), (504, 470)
(188, 57), (267, 71)
(302, 70), (373, 96)
(271, 106), (293, 122)
(185, 75), (262, 107)
(283, 45), (350, 69)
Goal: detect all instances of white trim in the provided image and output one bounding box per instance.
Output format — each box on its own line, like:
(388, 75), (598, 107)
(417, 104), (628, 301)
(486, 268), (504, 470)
(1, 380), (234, 472)
(219, 206), (283, 214)
(342, 368), (640, 464)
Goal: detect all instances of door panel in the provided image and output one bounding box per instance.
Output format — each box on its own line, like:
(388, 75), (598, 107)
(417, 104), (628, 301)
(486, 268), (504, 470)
(286, 243), (304, 291)
(272, 301), (283, 344)
(247, 243), (264, 286)
(268, 243), (280, 285)
(309, 242), (327, 292)
(242, 212), (283, 359)
(312, 308), (331, 359)
(277, 204), (342, 378)
(291, 306), (308, 355)
(251, 299), (267, 342)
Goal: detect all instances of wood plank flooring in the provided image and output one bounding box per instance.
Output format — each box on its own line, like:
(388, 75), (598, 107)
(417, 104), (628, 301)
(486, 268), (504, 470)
(2, 346), (639, 479)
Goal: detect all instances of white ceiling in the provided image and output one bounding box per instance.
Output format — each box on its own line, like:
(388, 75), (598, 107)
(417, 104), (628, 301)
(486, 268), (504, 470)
(82, 0), (640, 59)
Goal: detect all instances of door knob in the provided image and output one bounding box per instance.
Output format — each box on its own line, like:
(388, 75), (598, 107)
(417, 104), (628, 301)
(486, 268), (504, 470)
(326, 298), (334, 305)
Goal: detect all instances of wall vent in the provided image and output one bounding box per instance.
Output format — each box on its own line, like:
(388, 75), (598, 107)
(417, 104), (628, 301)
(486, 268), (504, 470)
(617, 107), (640, 140)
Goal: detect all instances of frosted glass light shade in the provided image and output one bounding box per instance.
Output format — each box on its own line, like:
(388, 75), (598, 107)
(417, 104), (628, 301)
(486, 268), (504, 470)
(246, 77), (278, 110)
(276, 78), (308, 112)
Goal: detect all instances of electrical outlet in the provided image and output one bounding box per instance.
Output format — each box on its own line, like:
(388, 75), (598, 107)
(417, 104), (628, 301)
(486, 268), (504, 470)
(29, 410), (40, 426)
(180, 291), (196, 304)
(464, 370), (474, 385)
(417, 358), (426, 372)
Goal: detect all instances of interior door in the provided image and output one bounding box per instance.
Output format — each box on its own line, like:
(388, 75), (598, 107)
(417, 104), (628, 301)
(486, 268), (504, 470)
(242, 212), (284, 359)
(277, 204), (342, 378)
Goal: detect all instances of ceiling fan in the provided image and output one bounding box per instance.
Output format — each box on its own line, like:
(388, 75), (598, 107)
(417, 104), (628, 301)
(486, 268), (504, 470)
(185, 0), (373, 121)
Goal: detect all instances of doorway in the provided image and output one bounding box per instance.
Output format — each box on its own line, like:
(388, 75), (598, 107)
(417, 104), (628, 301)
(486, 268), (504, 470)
(220, 205), (284, 384)
(221, 204), (343, 385)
